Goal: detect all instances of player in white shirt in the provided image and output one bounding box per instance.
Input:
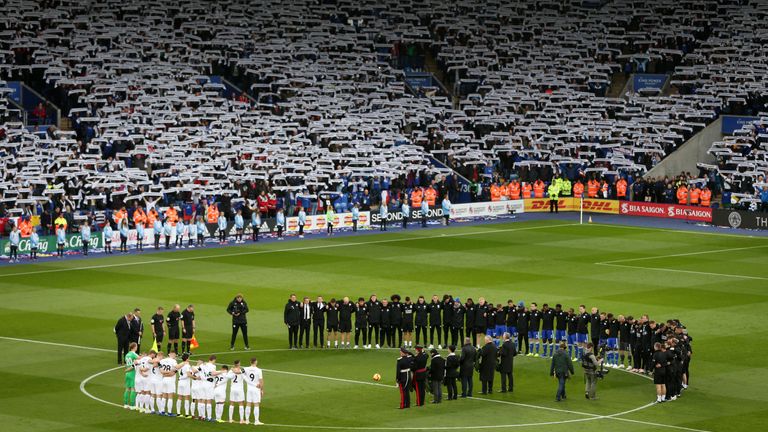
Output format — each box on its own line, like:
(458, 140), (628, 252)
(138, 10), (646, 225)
(243, 358), (264, 425)
(213, 365), (231, 422)
(175, 353), (193, 417)
(228, 360), (246, 423)
(158, 352), (181, 416)
(197, 355), (219, 421)
(190, 360), (206, 419)
(134, 352), (151, 412)
(148, 352), (165, 413)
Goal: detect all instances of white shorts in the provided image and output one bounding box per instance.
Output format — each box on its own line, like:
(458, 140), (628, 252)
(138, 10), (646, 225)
(214, 386), (227, 403)
(191, 383), (203, 400)
(151, 379), (163, 395)
(246, 387), (261, 404)
(203, 383), (215, 400)
(177, 380), (191, 396)
(229, 389), (244, 403)
(135, 374), (146, 392)
(161, 377), (176, 394)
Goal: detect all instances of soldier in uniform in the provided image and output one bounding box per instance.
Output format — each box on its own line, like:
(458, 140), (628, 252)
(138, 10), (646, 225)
(396, 347), (413, 409)
(411, 345), (428, 406)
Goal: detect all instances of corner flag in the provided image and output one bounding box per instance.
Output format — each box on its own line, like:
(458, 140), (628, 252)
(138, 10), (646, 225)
(150, 338), (159, 353)
(190, 336), (199, 350)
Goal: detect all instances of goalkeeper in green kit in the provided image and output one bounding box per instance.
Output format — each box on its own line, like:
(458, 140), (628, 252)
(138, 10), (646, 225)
(123, 342), (139, 409)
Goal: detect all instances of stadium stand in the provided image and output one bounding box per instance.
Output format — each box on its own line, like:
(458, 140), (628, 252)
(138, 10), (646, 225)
(1, 0), (768, 233)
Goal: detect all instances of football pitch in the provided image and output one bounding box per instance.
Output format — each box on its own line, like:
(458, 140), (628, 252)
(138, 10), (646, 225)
(1, 219), (767, 432)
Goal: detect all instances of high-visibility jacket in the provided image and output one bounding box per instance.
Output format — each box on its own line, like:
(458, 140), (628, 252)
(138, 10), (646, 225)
(490, 184), (501, 201)
(54, 216), (67, 229)
(522, 183), (532, 198)
(206, 205), (219, 224)
(560, 179), (571, 196)
(533, 181), (545, 198)
(19, 219), (32, 237)
(601, 181), (609, 198)
(411, 189), (423, 207)
(113, 209), (127, 225)
(165, 207), (179, 225)
(676, 186), (688, 205)
(509, 181), (521, 200)
(587, 180), (599, 198)
(573, 181), (584, 197)
(616, 179), (628, 198)
(424, 187), (437, 206)
(147, 209), (158, 226)
(547, 185), (559, 201)
(700, 188), (712, 207)
(133, 208), (147, 226)
(689, 187), (701, 204)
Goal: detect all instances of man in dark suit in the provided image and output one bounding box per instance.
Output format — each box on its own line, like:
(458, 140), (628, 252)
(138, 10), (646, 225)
(114, 312), (133, 364)
(411, 345), (428, 406)
(128, 308), (143, 352)
(499, 332), (517, 392)
(312, 296), (326, 348)
(459, 337), (477, 397)
(550, 341), (575, 401)
(283, 294), (301, 349)
(445, 345), (460, 400)
(299, 297), (312, 348)
(478, 335), (497, 394)
(428, 348), (446, 403)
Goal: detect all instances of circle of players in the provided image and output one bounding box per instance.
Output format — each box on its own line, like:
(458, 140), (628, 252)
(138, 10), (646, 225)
(284, 294), (693, 405)
(124, 345), (265, 425)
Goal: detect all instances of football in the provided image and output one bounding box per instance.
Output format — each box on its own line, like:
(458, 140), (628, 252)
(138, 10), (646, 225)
(372, 373), (381, 382)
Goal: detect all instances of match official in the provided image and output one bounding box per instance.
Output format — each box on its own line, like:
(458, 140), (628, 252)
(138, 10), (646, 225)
(227, 293), (250, 350)
(114, 312), (133, 364)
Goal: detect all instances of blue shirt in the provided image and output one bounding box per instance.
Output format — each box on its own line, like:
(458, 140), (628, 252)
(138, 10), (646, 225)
(251, 212), (260, 226)
(188, 223), (197, 237)
(30, 232), (39, 247)
(163, 223), (172, 236)
(402, 203), (410, 216)
(102, 227), (112, 242)
(421, 201), (428, 212)
(298, 211), (306, 224)
(196, 221), (206, 234)
(351, 207), (359, 220)
(81, 226), (91, 241)
(153, 220), (162, 234)
(276, 213), (285, 226)
(136, 224), (145, 238)
(380, 205), (387, 216)
(9, 231), (20, 246)
(120, 225), (128, 237)
(218, 216), (227, 230)
(234, 214), (244, 229)
(442, 199), (451, 212)
(176, 222), (184, 235)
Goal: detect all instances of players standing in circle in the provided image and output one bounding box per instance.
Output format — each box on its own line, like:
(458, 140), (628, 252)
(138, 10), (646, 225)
(181, 305), (195, 354)
(243, 358), (264, 425)
(176, 353), (193, 417)
(159, 351), (181, 416)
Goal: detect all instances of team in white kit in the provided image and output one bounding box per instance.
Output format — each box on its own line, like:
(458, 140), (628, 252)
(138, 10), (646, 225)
(132, 351), (264, 425)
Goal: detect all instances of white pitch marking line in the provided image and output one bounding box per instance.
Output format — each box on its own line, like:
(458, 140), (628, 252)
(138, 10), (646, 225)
(596, 262), (768, 281)
(597, 244), (768, 265)
(0, 335), (115, 353)
(0, 222), (579, 279)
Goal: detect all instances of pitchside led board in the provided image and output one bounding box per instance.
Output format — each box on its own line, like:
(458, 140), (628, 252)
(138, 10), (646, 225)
(523, 198), (620, 214)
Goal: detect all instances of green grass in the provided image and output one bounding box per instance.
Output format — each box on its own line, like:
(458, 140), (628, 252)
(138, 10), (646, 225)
(1, 219), (767, 432)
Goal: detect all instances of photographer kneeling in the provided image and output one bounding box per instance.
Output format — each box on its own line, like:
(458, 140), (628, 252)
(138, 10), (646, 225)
(582, 342), (603, 400)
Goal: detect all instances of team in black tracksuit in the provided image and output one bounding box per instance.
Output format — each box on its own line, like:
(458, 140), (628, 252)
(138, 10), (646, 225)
(414, 298), (428, 345)
(367, 296), (382, 347)
(442, 297), (454, 346)
(389, 297), (403, 347)
(428, 298), (442, 346)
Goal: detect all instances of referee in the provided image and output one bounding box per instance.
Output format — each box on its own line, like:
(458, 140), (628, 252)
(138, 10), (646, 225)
(227, 293), (250, 350)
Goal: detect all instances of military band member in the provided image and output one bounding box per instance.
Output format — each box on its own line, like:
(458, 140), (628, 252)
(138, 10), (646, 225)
(396, 347), (413, 409)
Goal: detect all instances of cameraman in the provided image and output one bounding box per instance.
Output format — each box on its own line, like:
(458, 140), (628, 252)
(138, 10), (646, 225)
(582, 342), (602, 400)
(227, 293), (250, 350)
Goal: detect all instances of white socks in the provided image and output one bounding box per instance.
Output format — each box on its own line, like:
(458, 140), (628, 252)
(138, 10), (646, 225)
(197, 401), (205, 417)
(245, 406), (251, 422)
(215, 403), (224, 420)
(239, 406), (244, 421)
(229, 406), (234, 421)
(253, 407), (260, 423)
(166, 398), (173, 413)
(206, 402), (212, 419)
